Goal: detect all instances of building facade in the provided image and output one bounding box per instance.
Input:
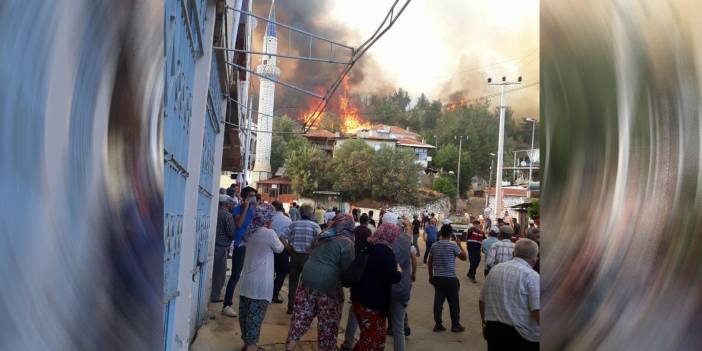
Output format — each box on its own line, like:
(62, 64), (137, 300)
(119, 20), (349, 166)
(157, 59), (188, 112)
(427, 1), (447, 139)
(163, 0), (244, 350)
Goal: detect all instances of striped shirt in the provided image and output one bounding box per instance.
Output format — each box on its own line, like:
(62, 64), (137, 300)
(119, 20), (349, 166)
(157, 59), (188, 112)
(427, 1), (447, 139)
(480, 258), (540, 342)
(429, 240), (461, 278)
(287, 219), (322, 254)
(486, 239), (515, 268)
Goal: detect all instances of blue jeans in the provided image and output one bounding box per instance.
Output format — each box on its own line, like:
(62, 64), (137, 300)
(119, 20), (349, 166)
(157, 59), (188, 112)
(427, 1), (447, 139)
(223, 245), (246, 307)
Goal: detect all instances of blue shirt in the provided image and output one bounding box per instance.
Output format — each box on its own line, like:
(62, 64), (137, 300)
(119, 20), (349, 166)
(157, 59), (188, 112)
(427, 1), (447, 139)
(425, 225), (438, 242)
(232, 204), (255, 247)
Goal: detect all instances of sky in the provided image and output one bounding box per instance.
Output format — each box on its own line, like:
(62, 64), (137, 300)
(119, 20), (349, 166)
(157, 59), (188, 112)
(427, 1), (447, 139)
(327, 0), (539, 117)
(253, 0), (539, 119)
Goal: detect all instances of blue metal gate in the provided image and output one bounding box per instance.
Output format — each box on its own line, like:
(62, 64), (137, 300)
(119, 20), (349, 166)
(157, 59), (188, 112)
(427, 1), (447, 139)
(191, 51), (223, 332)
(164, 0), (205, 349)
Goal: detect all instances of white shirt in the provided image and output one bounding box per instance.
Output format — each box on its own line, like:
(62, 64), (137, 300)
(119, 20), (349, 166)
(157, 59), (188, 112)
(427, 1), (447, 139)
(480, 258), (540, 342)
(324, 211), (336, 223)
(271, 211), (292, 239)
(487, 239), (515, 267)
(238, 227), (285, 302)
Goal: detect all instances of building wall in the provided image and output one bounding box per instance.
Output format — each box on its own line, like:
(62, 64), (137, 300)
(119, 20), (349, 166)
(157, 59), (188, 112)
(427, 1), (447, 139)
(164, 0), (232, 350)
(335, 138), (396, 151)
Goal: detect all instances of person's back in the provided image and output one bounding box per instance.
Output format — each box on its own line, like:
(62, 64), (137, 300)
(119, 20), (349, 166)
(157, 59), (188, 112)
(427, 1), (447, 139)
(351, 243), (401, 311)
(480, 239), (540, 350)
(239, 226), (284, 300)
(289, 204), (300, 222)
(391, 233), (413, 303)
(301, 236), (354, 296)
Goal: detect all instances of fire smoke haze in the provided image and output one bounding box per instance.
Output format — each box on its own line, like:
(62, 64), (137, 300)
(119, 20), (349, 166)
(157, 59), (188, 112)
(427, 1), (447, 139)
(251, 0), (539, 119)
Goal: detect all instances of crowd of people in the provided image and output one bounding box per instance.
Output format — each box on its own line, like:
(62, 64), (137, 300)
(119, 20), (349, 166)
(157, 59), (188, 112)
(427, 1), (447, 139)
(215, 184), (540, 350)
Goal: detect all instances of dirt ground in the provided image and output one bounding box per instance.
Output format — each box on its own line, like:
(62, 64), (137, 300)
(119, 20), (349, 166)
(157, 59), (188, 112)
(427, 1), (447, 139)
(191, 236), (488, 351)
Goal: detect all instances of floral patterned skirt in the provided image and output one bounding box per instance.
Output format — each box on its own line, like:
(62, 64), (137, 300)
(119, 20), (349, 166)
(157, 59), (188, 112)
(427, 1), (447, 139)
(238, 296), (269, 346)
(352, 302), (387, 351)
(286, 285), (343, 351)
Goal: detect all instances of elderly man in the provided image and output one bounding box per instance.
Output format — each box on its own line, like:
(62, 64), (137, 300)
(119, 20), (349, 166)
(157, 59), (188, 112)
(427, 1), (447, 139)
(210, 195), (235, 303)
(485, 225), (515, 275)
(271, 201), (292, 304)
(285, 204), (322, 314)
(479, 239), (540, 350)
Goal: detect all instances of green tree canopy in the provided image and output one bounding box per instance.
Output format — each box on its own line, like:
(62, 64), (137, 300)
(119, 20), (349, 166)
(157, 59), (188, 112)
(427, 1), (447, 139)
(331, 139), (374, 201)
(271, 116), (305, 173)
(432, 175), (457, 199)
(370, 146), (422, 204)
(284, 139), (332, 196)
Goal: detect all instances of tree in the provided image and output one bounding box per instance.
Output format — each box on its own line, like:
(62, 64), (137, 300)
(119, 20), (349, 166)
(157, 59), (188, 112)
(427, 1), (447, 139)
(370, 146), (422, 203)
(432, 175), (457, 199)
(284, 139), (332, 196)
(331, 139), (374, 200)
(271, 116), (305, 173)
(430, 144), (472, 196)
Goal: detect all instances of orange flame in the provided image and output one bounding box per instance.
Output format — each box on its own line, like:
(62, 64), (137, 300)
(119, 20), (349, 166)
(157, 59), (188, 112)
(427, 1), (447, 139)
(445, 98), (467, 112)
(301, 76), (371, 134)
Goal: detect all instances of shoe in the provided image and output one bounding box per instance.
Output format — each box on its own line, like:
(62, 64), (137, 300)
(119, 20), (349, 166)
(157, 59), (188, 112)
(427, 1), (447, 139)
(286, 307), (293, 315)
(433, 324), (446, 332)
(272, 298), (284, 304)
(222, 306), (237, 317)
(451, 325), (465, 332)
(404, 328), (411, 336)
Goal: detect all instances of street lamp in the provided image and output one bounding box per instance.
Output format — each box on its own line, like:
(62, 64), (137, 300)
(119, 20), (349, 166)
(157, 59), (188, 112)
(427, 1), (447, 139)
(488, 75), (522, 215)
(525, 118), (536, 191)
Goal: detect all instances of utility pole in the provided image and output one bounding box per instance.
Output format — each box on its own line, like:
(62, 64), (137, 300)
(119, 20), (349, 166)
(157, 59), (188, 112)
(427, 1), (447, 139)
(455, 135), (464, 200)
(526, 117), (536, 197)
(488, 76), (521, 216)
(485, 152), (495, 210)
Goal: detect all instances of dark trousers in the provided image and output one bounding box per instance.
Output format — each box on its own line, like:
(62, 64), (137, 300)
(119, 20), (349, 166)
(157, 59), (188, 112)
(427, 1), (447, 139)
(432, 276), (460, 327)
(486, 321), (539, 351)
(223, 245), (246, 307)
(272, 250), (290, 300)
(412, 234), (421, 257)
(210, 245), (229, 300)
(423, 240), (435, 263)
(287, 251), (309, 310)
(467, 242), (482, 279)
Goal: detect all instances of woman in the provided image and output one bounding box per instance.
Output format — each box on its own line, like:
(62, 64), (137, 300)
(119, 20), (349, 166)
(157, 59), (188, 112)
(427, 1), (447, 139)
(286, 214), (355, 351)
(238, 203), (285, 351)
(387, 214), (417, 351)
(350, 215), (402, 351)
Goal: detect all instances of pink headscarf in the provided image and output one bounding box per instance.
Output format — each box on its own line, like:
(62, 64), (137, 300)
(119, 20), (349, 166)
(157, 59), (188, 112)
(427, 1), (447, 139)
(369, 223), (401, 248)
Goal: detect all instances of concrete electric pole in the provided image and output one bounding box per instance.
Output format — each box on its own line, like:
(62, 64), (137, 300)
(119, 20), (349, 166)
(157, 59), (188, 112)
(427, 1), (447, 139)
(488, 76), (521, 216)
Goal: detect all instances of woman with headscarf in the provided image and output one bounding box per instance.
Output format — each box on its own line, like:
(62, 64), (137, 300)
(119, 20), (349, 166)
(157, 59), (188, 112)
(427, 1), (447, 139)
(237, 203), (285, 351)
(286, 213), (356, 351)
(350, 213), (403, 351)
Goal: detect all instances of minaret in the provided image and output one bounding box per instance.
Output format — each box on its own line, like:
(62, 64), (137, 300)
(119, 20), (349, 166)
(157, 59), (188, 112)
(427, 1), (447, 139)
(251, 1), (280, 184)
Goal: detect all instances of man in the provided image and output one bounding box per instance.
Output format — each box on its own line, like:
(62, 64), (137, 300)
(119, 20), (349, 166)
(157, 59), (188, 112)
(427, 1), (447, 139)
(285, 204), (322, 314)
(526, 228), (540, 273)
(341, 213), (373, 350)
(210, 195), (236, 303)
(222, 186), (257, 317)
(428, 223), (467, 333)
(289, 201), (300, 222)
(316, 206), (326, 229)
(465, 220), (485, 283)
(367, 210), (377, 227)
(412, 214), (421, 258)
(271, 201), (292, 304)
(324, 207), (337, 226)
(480, 239), (540, 350)
(481, 226), (500, 277)
(485, 226), (515, 276)
(422, 218), (439, 264)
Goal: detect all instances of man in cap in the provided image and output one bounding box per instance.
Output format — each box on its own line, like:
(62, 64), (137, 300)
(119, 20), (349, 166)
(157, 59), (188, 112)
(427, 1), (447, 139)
(210, 195), (236, 303)
(485, 225), (515, 275)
